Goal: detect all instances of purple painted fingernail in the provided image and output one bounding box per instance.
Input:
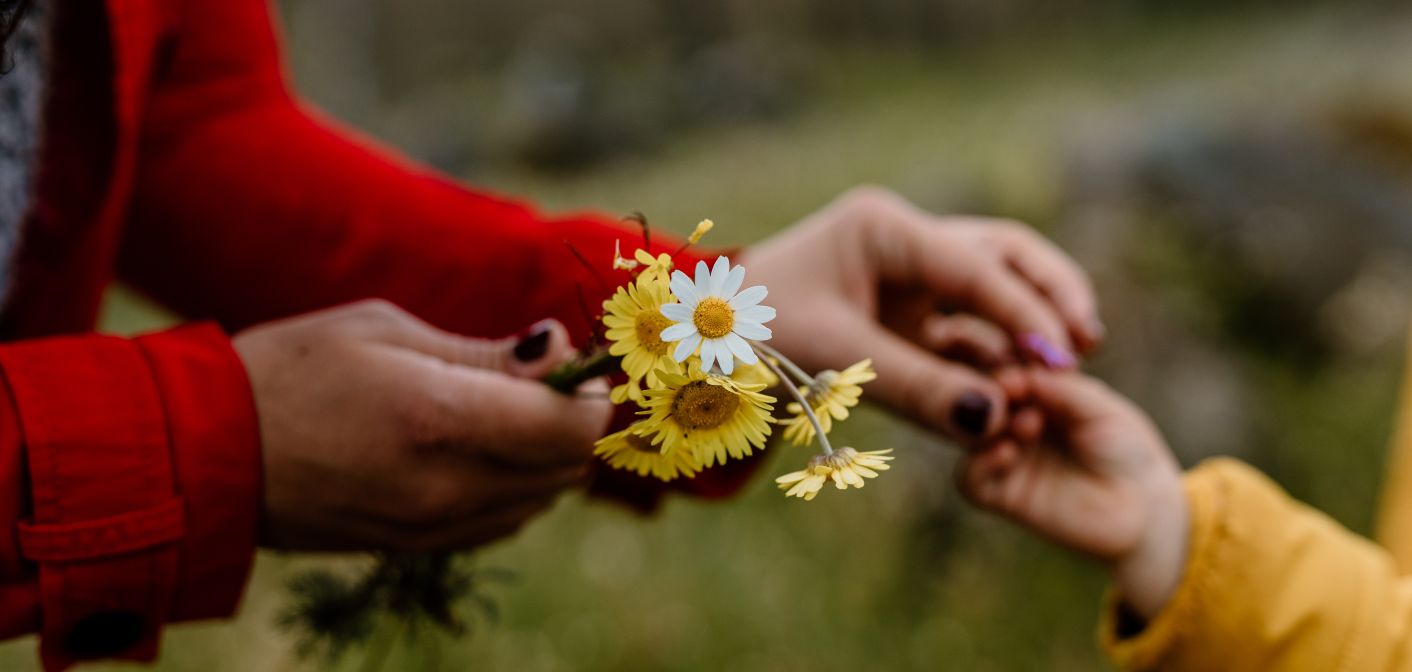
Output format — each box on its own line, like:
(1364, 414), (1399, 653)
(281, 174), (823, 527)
(1019, 332), (1077, 370)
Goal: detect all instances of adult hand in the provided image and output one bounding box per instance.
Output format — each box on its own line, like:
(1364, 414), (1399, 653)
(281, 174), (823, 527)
(234, 299), (611, 552)
(740, 186), (1102, 440)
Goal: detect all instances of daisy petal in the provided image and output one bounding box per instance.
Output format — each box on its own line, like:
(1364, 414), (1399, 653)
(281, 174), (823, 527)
(729, 285), (768, 309)
(660, 322), (696, 342)
(694, 261), (712, 294)
(709, 257), (732, 295)
(699, 338), (718, 372)
(725, 333), (758, 364)
(733, 319), (773, 340)
(717, 338), (739, 375)
(660, 303), (693, 322)
(673, 332), (702, 361)
(737, 304), (776, 323)
(670, 271), (699, 306)
(720, 265), (746, 297)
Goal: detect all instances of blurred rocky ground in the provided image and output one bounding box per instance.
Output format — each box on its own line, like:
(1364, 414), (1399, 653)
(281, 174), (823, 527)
(1052, 102), (1412, 462)
(278, 0), (1342, 174)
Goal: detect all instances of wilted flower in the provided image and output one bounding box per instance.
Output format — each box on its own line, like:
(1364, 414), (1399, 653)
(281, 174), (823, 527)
(782, 359), (876, 445)
(775, 447), (894, 501)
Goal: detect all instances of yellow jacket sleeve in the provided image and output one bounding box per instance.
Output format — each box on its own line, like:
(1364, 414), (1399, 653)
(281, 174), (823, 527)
(1376, 329), (1412, 570)
(1099, 458), (1412, 671)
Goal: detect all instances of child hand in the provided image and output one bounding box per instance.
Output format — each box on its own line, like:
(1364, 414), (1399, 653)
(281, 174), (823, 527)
(958, 370), (1188, 619)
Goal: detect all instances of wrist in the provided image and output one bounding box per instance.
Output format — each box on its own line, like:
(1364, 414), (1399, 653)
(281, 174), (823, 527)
(1112, 472), (1189, 620)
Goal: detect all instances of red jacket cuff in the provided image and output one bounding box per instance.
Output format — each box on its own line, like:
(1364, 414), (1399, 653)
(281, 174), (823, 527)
(0, 324), (259, 669)
(135, 324), (261, 623)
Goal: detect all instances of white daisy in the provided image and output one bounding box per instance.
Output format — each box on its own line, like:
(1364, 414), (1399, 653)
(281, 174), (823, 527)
(658, 256), (776, 375)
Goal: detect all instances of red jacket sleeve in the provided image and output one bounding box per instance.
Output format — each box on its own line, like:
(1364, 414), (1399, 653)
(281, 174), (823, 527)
(118, 1), (760, 508)
(121, 0), (670, 341)
(0, 324), (260, 670)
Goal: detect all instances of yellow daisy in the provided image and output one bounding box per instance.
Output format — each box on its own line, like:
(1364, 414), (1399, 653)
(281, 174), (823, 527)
(602, 273), (676, 402)
(782, 359), (877, 446)
(594, 423), (701, 482)
(638, 363), (775, 468)
(775, 447), (894, 501)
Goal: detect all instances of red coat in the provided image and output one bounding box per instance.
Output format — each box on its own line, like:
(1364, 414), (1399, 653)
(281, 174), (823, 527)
(0, 2), (745, 669)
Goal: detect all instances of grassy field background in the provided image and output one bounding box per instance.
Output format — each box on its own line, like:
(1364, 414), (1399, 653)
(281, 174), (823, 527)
(2, 3), (1411, 670)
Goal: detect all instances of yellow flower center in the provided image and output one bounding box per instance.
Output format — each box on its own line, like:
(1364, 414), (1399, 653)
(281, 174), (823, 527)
(672, 381), (741, 430)
(625, 432), (659, 454)
(635, 309), (673, 355)
(692, 297), (735, 339)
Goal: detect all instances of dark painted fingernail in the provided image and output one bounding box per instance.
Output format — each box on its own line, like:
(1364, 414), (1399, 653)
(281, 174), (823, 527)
(513, 320), (554, 361)
(1019, 332), (1077, 370)
(951, 391), (993, 437)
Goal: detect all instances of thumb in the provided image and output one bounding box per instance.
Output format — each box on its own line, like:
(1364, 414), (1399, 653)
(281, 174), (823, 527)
(387, 316), (578, 380)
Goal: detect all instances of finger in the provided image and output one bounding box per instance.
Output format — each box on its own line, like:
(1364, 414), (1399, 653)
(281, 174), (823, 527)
(435, 368), (613, 468)
(997, 228), (1104, 351)
(919, 314), (1014, 369)
(993, 366), (1032, 402)
(420, 460), (589, 519)
(382, 313), (577, 380)
(956, 440), (1018, 510)
(405, 496), (560, 552)
(1010, 405), (1045, 444)
(1026, 370), (1130, 427)
(912, 230), (1078, 366)
(858, 319), (1008, 441)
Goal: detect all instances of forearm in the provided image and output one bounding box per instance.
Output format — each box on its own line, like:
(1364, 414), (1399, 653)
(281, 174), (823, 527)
(123, 95), (644, 337)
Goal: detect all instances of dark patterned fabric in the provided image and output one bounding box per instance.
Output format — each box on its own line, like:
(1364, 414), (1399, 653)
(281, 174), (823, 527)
(0, 0), (44, 306)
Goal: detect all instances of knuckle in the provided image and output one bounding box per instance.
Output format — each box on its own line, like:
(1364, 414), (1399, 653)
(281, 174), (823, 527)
(394, 387), (458, 448)
(349, 298), (407, 324)
(839, 185), (906, 220)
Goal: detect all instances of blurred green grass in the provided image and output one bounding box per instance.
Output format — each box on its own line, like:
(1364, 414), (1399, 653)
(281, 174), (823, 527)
(2, 3), (1410, 670)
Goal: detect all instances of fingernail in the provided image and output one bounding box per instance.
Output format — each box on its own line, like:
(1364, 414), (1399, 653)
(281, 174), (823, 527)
(951, 391), (993, 437)
(1019, 332), (1077, 370)
(513, 320), (554, 362)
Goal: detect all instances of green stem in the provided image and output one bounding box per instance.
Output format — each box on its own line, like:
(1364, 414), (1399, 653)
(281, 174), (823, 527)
(543, 349), (622, 393)
(753, 345), (834, 456)
(752, 342), (814, 387)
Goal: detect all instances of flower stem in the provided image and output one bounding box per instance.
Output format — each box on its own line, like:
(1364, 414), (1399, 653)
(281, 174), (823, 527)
(754, 345), (834, 456)
(543, 349), (622, 394)
(752, 341), (814, 387)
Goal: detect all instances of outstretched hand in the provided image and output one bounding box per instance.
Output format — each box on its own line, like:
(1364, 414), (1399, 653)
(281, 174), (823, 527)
(742, 187), (1102, 441)
(958, 369), (1188, 619)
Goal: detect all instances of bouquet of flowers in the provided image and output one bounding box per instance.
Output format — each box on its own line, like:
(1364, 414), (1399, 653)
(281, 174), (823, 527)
(282, 218), (888, 664)
(585, 218), (891, 498)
